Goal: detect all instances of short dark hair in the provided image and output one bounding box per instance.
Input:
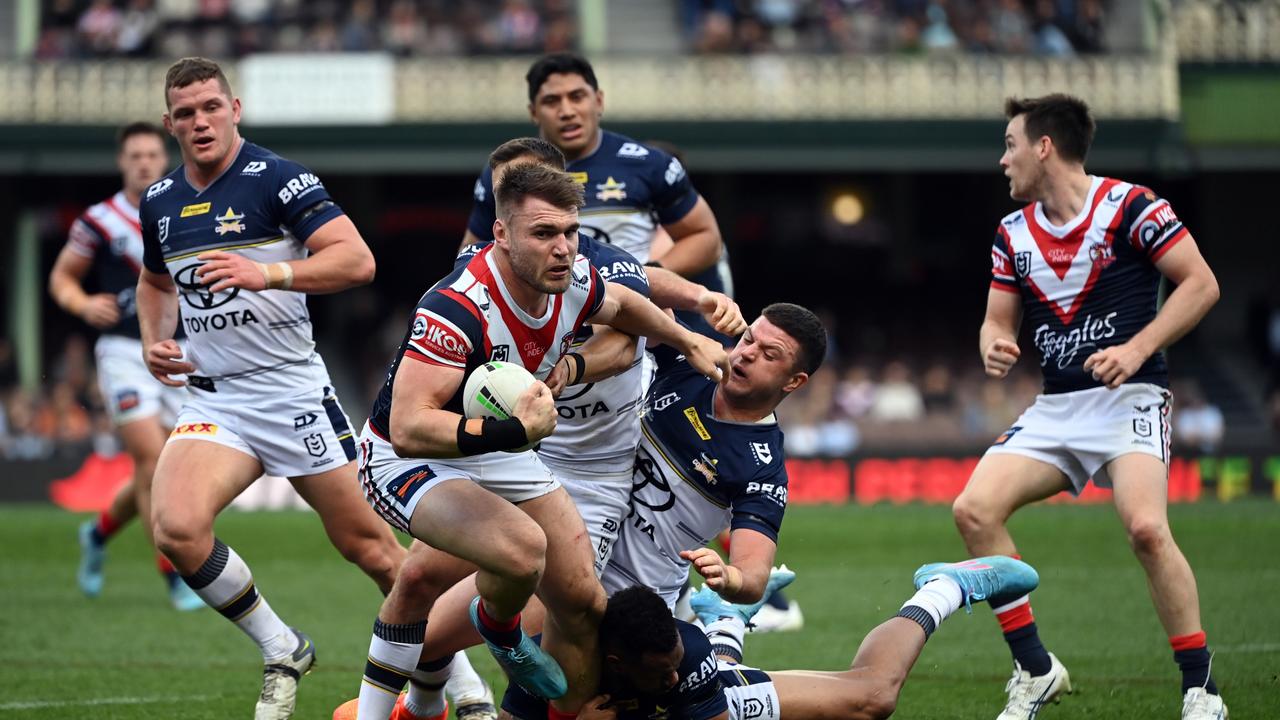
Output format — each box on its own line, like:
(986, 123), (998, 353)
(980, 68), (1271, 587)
(762, 302), (827, 376)
(600, 587), (679, 658)
(117, 121), (166, 150)
(494, 163), (584, 219)
(488, 137), (566, 172)
(526, 53), (598, 103)
(1004, 94), (1096, 163)
(164, 57), (233, 108)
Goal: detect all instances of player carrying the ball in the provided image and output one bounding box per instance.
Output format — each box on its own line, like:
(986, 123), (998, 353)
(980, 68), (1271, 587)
(352, 162), (730, 720)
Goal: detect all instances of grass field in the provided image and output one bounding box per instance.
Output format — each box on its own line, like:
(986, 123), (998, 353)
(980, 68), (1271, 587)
(1, 502), (1277, 719)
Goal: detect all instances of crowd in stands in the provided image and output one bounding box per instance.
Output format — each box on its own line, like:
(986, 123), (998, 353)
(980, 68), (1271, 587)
(0, 337), (119, 462)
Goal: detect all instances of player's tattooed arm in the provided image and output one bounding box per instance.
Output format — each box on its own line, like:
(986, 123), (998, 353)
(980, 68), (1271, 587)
(1085, 236), (1219, 389)
(652, 196), (723, 277)
(644, 266), (746, 337)
(980, 287), (1023, 379)
(137, 268), (193, 387)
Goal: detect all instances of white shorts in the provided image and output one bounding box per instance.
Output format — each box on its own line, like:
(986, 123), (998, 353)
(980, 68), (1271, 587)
(168, 383), (357, 478)
(95, 335), (186, 427)
(720, 662), (781, 720)
(357, 422), (560, 533)
(986, 382), (1172, 494)
(541, 455), (632, 576)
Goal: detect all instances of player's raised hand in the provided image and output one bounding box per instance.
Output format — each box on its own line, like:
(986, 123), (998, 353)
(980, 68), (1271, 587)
(680, 547), (742, 595)
(144, 339), (194, 387)
(983, 338), (1021, 378)
(79, 293), (120, 329)
(512, 380), (557, 442)
(1084, 343), (1146, 389)
(578, 695), (617, 720)
(696, 290), (747, 337)
(194, 251), (268, 293)
(684, 334), (731, 383)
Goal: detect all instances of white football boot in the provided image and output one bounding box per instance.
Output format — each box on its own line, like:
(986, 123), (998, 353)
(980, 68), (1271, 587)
(1181, 688), (1227, 720)
(996, 652), (1071, 720)
(255, 628), (316, 720)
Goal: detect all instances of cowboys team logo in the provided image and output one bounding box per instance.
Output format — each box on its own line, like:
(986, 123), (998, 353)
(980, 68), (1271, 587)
(215, 207), (246, 236)
(692, 453), (719, 484)
(1014, 251), (1032, 277)
(595, 176), (627, 201)
(174, 264), (239, 309)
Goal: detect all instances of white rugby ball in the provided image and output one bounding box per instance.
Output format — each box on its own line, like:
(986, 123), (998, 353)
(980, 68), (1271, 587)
(463, 360), (537, 421)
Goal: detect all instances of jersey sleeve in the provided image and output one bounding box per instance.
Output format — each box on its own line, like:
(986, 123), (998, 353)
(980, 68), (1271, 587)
(140, 202), (168, 274)
(66, 216), (105, 259)
(270, 158), (345, 242)
(1123, 186), (1190, 262)
(990, 226), (1019, 293)
(646, 147), (701, 226)
(404, 291), (482, 369)
(465, 166), (498, 241)
(674, 628), (729, 720)
(583, 263), (607, 320)
(729, 458), (788, 541)
(590, 240), (651, 297)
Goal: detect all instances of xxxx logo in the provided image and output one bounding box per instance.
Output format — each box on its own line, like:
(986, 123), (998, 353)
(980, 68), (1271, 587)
(172, 422), (218, 435)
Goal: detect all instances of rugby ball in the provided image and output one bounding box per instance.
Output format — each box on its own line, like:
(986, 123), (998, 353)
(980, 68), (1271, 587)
(463, 361), (537, 421)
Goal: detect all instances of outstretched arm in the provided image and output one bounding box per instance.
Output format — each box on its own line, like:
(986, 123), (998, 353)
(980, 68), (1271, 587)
(590, 284), (729, 382)
(680, 529), (777, 603)
(645, 265), (746, 337)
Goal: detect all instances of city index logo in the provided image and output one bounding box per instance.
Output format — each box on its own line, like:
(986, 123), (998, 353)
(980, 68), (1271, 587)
(172, 422), (217, 436)
(215, 207), (246, 235)
(683, 407), (711, 440)
(180, 202), (211, 217)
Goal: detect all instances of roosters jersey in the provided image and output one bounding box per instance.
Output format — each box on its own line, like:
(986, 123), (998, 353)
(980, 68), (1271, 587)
(64, 192), (150, 339)
(454, 236), (651, 472)
(467, 130), (700, 264)
(990, 176), (1189, 394)
(368, 243), (605, 440)
(604, 355), (788, 602)
(140, 140), (345, 398)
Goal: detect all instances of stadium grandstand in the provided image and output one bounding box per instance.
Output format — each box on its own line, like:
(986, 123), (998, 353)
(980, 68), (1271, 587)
(0, 1), (1277, 719)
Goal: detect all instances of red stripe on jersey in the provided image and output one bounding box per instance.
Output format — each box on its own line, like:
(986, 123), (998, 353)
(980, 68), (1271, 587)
(1123, 185), (1153, 252)
(990, 279), (1020, 294)
(404, 347), (459, 368)
(1150, 226), (1189, 262)
(571, 264), (604, 331)
(80, 213), (142, 274)
(470, 248), (563, 373)
(1023, 178), (1120, 280)
(104, 196), (142, 235)
(439, 286), (491, 360)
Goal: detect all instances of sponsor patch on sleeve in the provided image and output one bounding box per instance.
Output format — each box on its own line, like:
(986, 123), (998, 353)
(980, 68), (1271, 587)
(406, 310), (471, 367)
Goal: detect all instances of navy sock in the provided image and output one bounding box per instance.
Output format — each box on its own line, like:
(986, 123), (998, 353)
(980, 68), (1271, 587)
(1005, 622), (1052, 676)
(475, 601), (522, 648)
(1174, 647), (1218, 695)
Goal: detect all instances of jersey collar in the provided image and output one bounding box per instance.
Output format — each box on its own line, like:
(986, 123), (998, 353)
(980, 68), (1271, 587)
(185, 136), (246, 196)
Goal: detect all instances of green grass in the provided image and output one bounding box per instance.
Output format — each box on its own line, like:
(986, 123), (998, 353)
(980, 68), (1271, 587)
(1, 503), (1278, 719)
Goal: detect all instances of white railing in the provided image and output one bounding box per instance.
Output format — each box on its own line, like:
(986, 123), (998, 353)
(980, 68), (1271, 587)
(1175, 0), (1280, 61)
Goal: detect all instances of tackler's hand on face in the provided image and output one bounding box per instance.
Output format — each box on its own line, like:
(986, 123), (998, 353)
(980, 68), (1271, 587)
(684, 334), (731, 384)
(696, 291), (747, 338)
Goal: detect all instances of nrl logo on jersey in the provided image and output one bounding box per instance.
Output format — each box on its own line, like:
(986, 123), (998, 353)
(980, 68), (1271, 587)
(616, 142), (650, 159)
(215, 207), (246, 235)
(1015, 251), (1031, 276)
(490, 344), (510, 362)
(595, 177), (627, 202)
(241, 161), (268, 176)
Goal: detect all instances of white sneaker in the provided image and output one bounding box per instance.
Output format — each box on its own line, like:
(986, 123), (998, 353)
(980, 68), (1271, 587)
(450, 679), (497, 720)
(254, 629), (316, 720)
(996, 652), (1071, 720)
(746, 600), (804, 633)
(1181, 688), (1227, 720)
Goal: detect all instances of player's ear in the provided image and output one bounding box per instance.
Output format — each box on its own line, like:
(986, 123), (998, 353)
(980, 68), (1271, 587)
(527, 102), (537, 124)
(596, 89), (605, 116)
(782, 371), (809, 395)
(231, 97), (242, 124)
(493, 219), (507, 246)
(162, 113), (173, 134)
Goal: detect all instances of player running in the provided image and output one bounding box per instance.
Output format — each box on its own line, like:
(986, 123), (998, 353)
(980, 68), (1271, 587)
(352, 162), (730, 720)
(486, 558), (1041, 720)
(953, 94), (1224, 720)
(137, 57), (407, 720)
(49, 121), (203, 611)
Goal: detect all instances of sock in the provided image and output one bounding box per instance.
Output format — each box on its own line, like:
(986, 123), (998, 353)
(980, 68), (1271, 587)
(993, 596), (1052, 676)
(182, 538), (295, 660)
(704, 616), (746, 662)
(157, 553), (180, 587)
(405, 654), (452, 718)
(358, 618), (428, 720)
(445, 650), (488, 704)
(475, 600), (522, 648)
(1171, 631), (1218, 695)
(897, 576), (964, 637)
(548, 706), (577, 720)
(91, 510), (122, 545)
(764, 588), (790, 611)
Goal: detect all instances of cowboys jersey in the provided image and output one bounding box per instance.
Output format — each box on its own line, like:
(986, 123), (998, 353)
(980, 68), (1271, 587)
(140, 140), (344, 399)
(603, 355), (788, 604)
(367, 243), (605, 440)
(991, 176), (1188, 394)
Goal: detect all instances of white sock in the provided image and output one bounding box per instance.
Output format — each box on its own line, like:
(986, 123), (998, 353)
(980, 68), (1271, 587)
(704, 616), (746, 662)
(444, 650), (488, 704)
(183, 538), (294, 660)
(901, 576), (964, 630)
(405, 653), (453, 718)
(358, 619), (427, 720)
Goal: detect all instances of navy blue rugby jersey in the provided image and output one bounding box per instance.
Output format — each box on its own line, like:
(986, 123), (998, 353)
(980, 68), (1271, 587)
(367, 244), (605, 442)
(990, 176), (1190, 394)
(467, 130), (700, 264)
(139, 140), (343, 395)
(65, 191), (166, 339)
(502, 620), (728, 720)
(604, 351), (788, 601)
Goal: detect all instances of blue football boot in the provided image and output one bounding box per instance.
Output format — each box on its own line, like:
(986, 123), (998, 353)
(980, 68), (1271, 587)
(689, 564), (797, 627)
(468, 597), (566, 700)
(912, 557), (1039, 612)
(77, 520), (105, 597)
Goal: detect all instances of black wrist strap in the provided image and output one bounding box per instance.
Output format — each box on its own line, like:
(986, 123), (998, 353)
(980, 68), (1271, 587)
(456, 416), (529, 456)
(644, 260), (664, 269)
(564, 352), (586, 386)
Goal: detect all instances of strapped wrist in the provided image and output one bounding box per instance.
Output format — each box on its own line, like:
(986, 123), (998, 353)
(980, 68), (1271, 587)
(564, 352), (586, 386)
(456, 416), (529, 456)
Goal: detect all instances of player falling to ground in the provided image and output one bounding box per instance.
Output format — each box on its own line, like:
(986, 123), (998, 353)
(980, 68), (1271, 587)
(487, 558), (1041, 720)
(136, 57), (407, 720)
(953, 94), (1224, 720)
(365, 137), (746, 720)
(49, 121), (203, 612)
(352, 163), (730, 720)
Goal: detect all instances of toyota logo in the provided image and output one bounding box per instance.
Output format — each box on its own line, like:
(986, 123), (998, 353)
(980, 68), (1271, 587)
(174, 263), (239, 309)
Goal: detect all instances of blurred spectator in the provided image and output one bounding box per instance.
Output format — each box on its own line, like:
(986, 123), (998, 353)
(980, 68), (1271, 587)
(869, 360), (924, 422)
(4, 390), (55, 461)
(78, 0), (123, 55)
(835, 365), (876, 419)
(116, 0), (159, 56)
(1174, 381), (1225, 453)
